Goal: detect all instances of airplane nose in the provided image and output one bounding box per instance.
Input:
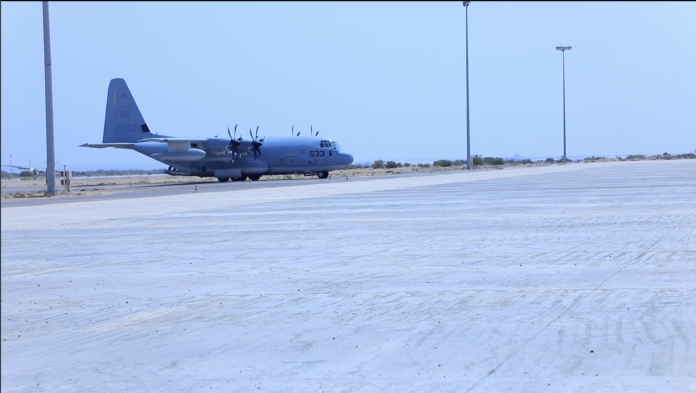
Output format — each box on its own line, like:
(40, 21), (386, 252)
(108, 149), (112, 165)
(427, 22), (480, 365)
(341, 153), (354, 165)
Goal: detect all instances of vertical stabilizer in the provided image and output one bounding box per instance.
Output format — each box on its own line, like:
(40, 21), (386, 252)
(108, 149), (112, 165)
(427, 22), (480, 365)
(102, 78), (153, 143)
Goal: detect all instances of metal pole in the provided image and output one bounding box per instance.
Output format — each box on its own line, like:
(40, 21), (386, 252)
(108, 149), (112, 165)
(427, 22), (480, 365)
(464, 2), (471, 169)
(562, 50), (566, 164)
(42, 1), (56, 194)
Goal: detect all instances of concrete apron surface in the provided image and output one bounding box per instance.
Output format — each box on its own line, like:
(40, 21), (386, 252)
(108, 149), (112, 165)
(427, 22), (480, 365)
(2, 160), (695, 392)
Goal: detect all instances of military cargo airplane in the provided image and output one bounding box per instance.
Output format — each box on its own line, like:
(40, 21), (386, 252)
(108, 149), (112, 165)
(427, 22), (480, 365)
(81, 78), (353, 182)
(1, 160), (55, 176)
(2, 163), (41, 176)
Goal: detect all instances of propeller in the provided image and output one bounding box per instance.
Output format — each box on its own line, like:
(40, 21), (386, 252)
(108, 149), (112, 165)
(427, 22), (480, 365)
(310, 125), (319, 137)
(249, 126), (263, 161)
(227, 125), (242, 160)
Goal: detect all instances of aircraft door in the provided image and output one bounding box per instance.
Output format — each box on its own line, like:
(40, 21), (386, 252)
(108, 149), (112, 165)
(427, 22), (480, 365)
(190, 161), (206, 176)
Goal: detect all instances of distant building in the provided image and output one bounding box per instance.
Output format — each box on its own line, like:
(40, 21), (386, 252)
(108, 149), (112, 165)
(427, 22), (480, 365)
(512, 153), (521, 162)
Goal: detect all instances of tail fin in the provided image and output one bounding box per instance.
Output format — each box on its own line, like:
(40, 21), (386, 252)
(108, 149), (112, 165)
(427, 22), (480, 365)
(102, 78), (154, 143)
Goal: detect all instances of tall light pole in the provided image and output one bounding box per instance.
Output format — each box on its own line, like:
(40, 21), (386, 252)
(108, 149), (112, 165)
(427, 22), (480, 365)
(463, 1), (472, 169)
(556, 45), (571, 164)
(43, 1), (56, 194)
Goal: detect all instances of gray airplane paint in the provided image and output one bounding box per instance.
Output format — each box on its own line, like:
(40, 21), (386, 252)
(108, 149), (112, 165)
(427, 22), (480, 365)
(81, 78), (354, 181)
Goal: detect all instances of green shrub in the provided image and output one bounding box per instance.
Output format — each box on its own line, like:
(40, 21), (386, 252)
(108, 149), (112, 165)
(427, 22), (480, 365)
(385, 161), (398, 169)
(472, 155), (483, 166)
(372, 160), (385, 169)
(433, 159), (452, 167)
(403, 163), (411, 167)
(625, 155), (645, 160)
(483, 157), (504, 165)
(583, 156), (604, 161)
(545, 158), (555, 163)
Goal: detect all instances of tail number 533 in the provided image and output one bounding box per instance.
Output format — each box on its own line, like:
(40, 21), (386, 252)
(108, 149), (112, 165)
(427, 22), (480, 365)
(309, 150), (325, 157)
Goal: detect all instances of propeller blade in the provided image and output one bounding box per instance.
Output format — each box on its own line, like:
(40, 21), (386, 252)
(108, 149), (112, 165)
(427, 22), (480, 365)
(292, 125), (294, 136)
(228, 124), (240, 160)
(249, 129), (253, 140)
(297, 132), (301, 136)
(255, 126), (259, 140)
(315, 131), (319, 136)
(251, 140), (263, 161)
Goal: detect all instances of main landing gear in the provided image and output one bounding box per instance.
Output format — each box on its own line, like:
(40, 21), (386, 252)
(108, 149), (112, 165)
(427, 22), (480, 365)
(217, 177), (230, 182)
(317, 171), (329, 179)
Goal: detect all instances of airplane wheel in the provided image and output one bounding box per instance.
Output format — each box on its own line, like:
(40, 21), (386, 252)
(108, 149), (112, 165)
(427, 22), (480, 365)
(231, 176), (246, 182)
(217, 177), (230, 182)
(317, 171), (329, 179)
(249, 175), (261, 181)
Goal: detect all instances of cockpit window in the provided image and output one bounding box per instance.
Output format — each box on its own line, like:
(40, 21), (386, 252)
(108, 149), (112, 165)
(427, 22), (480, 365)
(319, 139), (340, 150)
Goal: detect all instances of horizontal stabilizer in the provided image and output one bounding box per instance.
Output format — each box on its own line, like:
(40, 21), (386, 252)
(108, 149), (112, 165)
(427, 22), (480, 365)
(80, 143), (135, 149)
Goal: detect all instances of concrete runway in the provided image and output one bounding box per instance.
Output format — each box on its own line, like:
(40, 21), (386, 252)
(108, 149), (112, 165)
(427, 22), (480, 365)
(2, 160), (695, 392)
(1, 171), (440, 208)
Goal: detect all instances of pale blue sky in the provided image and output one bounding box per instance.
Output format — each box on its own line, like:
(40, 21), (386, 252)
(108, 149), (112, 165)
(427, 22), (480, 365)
(2, 1), (695, 170)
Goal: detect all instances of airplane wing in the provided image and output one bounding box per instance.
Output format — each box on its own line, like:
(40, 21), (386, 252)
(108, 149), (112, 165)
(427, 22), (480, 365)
(80, 143), (135, 149)
(138, 138), (209, 143)
(0, 164), (62, 174)
(2, 164), (32, 171)
(138, 137), (252, 153)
